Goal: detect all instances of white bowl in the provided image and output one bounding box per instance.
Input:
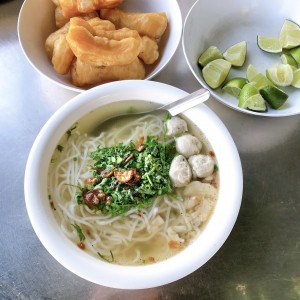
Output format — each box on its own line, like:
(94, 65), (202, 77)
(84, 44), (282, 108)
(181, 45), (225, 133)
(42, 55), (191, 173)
(18, 0), (182, 92)
(24, 80), (243, 289)
(183, 0), (300, 117)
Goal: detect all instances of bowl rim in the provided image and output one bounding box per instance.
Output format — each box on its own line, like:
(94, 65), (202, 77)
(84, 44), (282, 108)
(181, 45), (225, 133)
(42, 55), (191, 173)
(17, 0), (183, 93)
(182, 0), (300, 118)
(24, 80), (243, 289)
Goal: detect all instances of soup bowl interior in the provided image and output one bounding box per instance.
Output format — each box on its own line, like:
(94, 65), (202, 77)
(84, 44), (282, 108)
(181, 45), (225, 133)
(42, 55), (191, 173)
(18, 0), (182, 92)
(24, 80), (243, 289)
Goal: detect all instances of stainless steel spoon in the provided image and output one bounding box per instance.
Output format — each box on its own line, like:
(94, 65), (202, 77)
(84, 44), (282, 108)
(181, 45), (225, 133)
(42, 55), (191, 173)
(137, 87), (210, 117)
(97, 88), (210, 132)
(151, 87), (210, 116)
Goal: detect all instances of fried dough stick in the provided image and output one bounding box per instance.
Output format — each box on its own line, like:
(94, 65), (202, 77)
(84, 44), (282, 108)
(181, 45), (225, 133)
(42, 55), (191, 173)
(71, 58), (145, 87)
(138, 36), (159, 64)
(66, 17), (142, 67)
(45, 17), (116, 74)
(100, 9), (168, 39)
(55, 6), (98, 28)
(45, 23), (74, 74)
(58, 0), (123, 18)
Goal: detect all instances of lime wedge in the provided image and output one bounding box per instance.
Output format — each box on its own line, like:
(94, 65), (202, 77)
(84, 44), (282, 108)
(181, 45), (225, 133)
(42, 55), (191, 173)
(291, 69), (300, 88)
(251, 73), (274, 90)
(279, 19), (300, 49)
(238, 83), (259, 108)
(244, 94), (267, 112)
(259, 85), (288, 109)
(239, 93), (267, 112)
(222, 77), (248, 97)
(223, 41), (247, 67)
(289, 46), (300, 64)
(281, 53), (298, 69)
(257, 36), (282, 53)
(246, 64), (260, 82)
(198, 46), (223, 67)
(202, 59), (231, 89)
(266, 64), (294, 86)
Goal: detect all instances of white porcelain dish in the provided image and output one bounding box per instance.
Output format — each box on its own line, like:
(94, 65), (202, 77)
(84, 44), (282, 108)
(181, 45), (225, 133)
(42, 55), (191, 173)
(18, 0), (182, 92)
(24, 80), (243, 289)
(183, 0), (300, 117)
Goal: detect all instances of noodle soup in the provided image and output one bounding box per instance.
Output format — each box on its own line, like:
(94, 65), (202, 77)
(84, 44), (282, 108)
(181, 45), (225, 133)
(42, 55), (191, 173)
(48, 112), (219, 266)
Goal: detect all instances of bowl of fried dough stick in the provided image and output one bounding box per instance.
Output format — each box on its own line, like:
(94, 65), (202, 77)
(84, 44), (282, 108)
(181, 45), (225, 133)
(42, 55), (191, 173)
(18, 0), (182, 92)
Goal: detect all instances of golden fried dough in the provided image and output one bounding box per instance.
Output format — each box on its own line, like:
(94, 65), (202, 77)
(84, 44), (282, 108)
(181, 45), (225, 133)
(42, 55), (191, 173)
(45, 23), (74, 74)
(87, 17), (116, 32)
(55, 6), (69, 28)
(45, 22), (70, 58)
(55, 6), (99, 28)
(100, 9), (168, 39)
(52, 0), (60, 6)
(71, 58), (145, 86)
(58, 0), (123, 18)
(52, 35), (74, 74)
(66, 17), (142, 67)
(138, 36), (159, 64)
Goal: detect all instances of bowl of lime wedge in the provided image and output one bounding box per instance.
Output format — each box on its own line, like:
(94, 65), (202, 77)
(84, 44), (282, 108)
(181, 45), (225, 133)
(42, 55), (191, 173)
(182, 0), (300, 117)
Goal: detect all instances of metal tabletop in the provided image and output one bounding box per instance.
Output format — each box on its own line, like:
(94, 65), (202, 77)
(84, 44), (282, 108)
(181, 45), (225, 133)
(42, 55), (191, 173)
(1, 0), (300, 299)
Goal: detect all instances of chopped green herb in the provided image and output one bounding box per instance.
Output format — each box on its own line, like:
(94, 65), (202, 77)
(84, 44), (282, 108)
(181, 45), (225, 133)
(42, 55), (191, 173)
(51, 158), (57, 163)
(73, 157), (78, 161)
(164, 112), (171, 122)
(57, 145), (64, 152)
(126, 106), (136, 113)
(213, 164), (219, 172)
(97, 250), (114, 263)
(66, 122), (78, 139)
(71, 223), (85, 241)
(48, 194), (51, 200)
(77, 136), (176, 216)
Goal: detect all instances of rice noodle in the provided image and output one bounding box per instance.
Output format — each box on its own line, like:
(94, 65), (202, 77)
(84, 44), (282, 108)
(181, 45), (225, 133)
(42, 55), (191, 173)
(48, 114), (216, 265)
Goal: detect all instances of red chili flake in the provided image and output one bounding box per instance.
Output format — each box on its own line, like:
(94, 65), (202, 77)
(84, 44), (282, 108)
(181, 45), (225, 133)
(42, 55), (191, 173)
(148, 257), (155, 263)
(209, 150), (215, 157)
(168, 240), (181, 249)
(77, 242), (85, 250)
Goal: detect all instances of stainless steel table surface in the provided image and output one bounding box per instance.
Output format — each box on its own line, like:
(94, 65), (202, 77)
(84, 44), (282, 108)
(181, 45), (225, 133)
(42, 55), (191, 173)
(1, 0), (300, 299)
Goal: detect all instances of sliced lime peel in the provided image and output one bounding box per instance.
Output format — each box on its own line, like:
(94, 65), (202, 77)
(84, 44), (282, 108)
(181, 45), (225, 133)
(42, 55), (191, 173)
(223, 41), (247, 67)
(202, 59), (231, 89)
(257, 36), (282, 53)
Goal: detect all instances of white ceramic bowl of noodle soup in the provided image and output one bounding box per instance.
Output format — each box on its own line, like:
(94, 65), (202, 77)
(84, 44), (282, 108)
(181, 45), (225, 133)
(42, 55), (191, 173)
(18, 0), (182, 92)
(24, 80), (243, 289)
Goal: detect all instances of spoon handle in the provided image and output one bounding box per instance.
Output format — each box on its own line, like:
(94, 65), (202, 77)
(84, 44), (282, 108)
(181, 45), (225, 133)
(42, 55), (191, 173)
(162, 88), (210, 116)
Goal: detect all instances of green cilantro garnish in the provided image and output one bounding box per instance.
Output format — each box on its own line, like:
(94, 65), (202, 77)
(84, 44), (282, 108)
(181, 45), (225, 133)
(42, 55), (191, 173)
(76, 136), (176, 216)
(71, 223), (85, 241)
(164, 112), (171, 122)
(66, 122), (78, 139)
(97, 250), (114, 263)
(57, 145), (64, 152)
